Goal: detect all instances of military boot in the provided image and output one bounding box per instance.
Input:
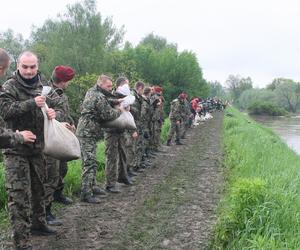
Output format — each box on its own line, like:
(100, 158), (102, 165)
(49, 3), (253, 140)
(31, 224), (57, 236)
(53, 191), (73, 205)
(175, 139), (184, 145)
(46, 205), (63, 226)
(81, 194), (101, 204)
(166, 139), (172, 146)
(92, 186), (107, 196)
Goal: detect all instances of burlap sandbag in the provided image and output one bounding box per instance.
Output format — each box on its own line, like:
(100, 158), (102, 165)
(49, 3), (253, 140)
(102, 111), (136, 130)
(42, 105), (81, 161)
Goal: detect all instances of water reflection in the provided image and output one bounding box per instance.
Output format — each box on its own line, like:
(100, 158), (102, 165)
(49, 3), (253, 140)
(251, 115), (300, 154)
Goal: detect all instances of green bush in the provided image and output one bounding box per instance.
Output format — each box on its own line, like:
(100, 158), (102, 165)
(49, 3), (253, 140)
(247, 101), (288, 116)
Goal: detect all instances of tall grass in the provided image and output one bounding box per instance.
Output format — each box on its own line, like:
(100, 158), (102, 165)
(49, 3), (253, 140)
(212, 107), (300, 249)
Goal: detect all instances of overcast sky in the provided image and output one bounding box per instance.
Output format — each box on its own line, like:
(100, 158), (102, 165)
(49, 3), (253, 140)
(1, 0), (300, 87)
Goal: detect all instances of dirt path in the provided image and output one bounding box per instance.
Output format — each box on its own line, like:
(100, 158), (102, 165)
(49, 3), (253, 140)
(1, 112), (224, 250)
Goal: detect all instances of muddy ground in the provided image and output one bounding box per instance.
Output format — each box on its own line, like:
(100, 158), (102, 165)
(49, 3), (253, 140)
(1, 112), (224, 250)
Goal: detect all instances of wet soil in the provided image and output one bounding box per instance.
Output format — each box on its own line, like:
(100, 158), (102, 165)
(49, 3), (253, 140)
(1, 112), (224, 250)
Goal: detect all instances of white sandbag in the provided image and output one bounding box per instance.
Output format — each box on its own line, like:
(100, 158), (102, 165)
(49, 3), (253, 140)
(42, 104), (81, 161)
(121, 95), (135, 108)
(115, 84), (131, 96)
(102, 111), (136, 130)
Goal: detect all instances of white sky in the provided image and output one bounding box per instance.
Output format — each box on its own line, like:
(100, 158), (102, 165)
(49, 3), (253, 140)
(1, 0), (300, 87)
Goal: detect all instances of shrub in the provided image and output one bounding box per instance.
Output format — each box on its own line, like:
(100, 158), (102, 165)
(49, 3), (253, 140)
(247, 102), (288, 116)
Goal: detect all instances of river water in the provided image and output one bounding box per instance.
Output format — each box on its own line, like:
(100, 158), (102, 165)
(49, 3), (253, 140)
(251, 115), (300, 154)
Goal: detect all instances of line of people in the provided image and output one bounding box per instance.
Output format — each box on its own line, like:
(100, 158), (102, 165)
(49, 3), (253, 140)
(0, 48), (226, 250)
(0, 49), (167, 250)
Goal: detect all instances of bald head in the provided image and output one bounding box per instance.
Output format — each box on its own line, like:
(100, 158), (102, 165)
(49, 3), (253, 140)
(17, 51), (39, 79)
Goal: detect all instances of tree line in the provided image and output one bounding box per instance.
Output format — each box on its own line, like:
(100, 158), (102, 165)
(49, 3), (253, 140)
(0, 0), (210, 121)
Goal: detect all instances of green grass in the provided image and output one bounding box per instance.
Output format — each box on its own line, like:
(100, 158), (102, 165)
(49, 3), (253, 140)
(160, 118), (170, 143)
(212, 107), (300, 249)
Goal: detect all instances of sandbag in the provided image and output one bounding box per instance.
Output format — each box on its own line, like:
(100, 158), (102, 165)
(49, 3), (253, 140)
(121, 95), (135, 108)
(42, 104), (81, 161)
(102, 111), (136, 130)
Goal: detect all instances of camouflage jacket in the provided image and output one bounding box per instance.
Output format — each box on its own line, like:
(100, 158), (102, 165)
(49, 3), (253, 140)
(76, 84), (121, 138)
(0, 71), (64, 155)
(150, 93), (163, 122)
(140, 95), (151, 131)
(183, 99), (192, 118)
(46, 80), (74, 125)
(0, 115), (24, 148)
(130, 89), (143, 129)
(169, 99), (185, 122)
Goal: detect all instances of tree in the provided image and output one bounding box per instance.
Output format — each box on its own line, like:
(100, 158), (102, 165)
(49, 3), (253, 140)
(30, 0), (124, 77)
(273, 78), (300, 113)
(208, 81), (227, 99)
(226, 75), (253, 104)
(0, 29), (26, 73)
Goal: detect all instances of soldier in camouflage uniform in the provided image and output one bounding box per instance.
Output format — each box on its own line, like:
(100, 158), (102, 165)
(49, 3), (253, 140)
(181, 93), (192, 139)
(76, 74), (123, 203)
(131, 81), (145, 171)
(44, 66), (75, 226)
(150, 86), (164, 152)
(0, 51), (63, 250)
(166, 93), (186, 146)
(140, 87), (152, 161)
(0, 49), (36, 149)
(104, 77), (133, 193)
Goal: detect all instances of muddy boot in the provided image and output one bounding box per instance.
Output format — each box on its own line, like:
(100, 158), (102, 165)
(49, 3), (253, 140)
(81, 194), (101, 204)
(128, 168), (138, 177)
(46, 205), (63, 226)
(92, 186), (107, 196)
(175, 139), (184, 145)
(53, 190), (73, 205)
(106, 186), (121, 193)
(166, 139), (172, 146)
(31, 224), (57, 236)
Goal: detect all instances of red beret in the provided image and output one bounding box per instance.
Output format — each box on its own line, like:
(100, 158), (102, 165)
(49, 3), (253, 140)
(53, 65), (75, 82)
(154, 86), (163, 93)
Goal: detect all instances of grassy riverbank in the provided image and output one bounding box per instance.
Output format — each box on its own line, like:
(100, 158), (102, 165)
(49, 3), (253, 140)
(212, 107), (300, 249)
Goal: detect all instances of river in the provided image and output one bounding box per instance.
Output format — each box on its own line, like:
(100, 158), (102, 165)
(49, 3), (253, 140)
(251, 115), (300, 154)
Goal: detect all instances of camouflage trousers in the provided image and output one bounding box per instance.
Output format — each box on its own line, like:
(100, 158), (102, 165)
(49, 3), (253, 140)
(105, 132), (128, 187)
(181, 119), (190, 138)
(124, 131), (137, 169)
(152, 122), (162, 150)
(79, 137), (98, 198)
(167, 121), (181, 142)
(4, 153), (47, 249)
(134, 130), (144, 169)
(44, 157), (68, 207)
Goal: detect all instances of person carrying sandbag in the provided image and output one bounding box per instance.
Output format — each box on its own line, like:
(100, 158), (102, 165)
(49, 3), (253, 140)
(43, 65), (77, 227)
(76, 74), (125, 204)
(0, 51), (64, 250)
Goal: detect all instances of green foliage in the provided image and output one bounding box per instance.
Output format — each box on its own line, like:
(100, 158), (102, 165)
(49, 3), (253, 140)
(160, 118), (170, 143)
(226, 75), (253, 104)
(247, 102), (288, 116)
(213, 107), (300, 249)
(66, 73), (98, 122)
(213, 178), (267, 248)
(237, 88), (277, 110)
(30, 0), (124, 77)
(0, 164), (6, 209)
